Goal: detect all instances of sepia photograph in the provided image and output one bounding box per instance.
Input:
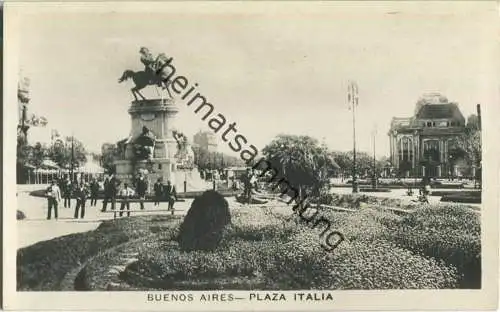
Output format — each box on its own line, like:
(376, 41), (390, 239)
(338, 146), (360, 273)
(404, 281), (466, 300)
(3, 1), (499, 311)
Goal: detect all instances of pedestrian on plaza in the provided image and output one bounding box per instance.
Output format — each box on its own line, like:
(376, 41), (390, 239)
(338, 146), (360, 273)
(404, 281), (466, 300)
(62, 176), (72, 208)
(45, 180), (62, 220)
(135, 175), (148, 210)
(119, 183), (135, 217)
(74, 182), (89, 219)
(153, 178), (164, 206)
(89, 178), (100, 207)
(164, 180), (177, 211)
(242, 168), (255, 205)
(102, 175), (118, 212)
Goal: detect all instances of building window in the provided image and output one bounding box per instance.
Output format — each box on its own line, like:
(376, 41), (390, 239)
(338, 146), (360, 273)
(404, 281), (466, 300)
(158, 164), (162, 170)
(427, 121), (432, 127)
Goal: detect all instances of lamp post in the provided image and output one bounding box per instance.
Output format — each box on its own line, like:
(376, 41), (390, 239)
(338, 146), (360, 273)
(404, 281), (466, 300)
(348, 81), (359, 193)
(372, 125), (377, 189)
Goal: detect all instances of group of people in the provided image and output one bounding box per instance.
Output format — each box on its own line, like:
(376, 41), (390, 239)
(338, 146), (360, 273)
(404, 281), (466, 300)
(45, 174), (177, 220)
(45, 177), (102, 220)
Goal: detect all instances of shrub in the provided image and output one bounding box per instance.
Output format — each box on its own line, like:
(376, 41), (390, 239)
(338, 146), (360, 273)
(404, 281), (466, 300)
(17, 210), (26, 220)
(177, 190), (231, 251)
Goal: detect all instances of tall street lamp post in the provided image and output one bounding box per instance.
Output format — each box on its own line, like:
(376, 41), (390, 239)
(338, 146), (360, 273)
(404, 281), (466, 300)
(348, 81), (359, 193)
(372, 125), (378, 189)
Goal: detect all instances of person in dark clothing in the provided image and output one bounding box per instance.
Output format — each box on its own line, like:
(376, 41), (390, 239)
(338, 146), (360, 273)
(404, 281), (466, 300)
(74, 182), (89, 219)
(62, 177), (72, 208)
(102, 176), (118, 212)
(242, 168), (255, 205)
(135, 175), (148, 210)
(153, 178), (164, 206)
(164, 180), (177, 211)
(46, 180), (62, 220)
(119, 183), (135, 217)
(89, 178), (100, 206)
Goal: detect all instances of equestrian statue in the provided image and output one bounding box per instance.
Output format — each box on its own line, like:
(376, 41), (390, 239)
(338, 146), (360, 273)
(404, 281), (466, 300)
(118, 47), (175, 101)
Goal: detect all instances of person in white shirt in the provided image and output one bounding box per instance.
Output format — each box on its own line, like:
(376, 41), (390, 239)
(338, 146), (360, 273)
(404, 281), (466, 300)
(46, 180), (62, 220)
(119, 183), (135, 217)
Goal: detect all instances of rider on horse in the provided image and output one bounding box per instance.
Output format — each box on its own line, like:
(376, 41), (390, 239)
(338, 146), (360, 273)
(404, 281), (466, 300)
(139, 47), (157, 84)
(139, 47), (173, 87)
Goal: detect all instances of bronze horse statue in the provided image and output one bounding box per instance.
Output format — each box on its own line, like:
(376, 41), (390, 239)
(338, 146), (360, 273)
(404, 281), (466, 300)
(118, 62), (175, 101)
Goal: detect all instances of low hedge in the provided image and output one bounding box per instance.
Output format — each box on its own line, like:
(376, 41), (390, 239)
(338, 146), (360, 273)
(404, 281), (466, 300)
(391, 205), (481, 288)
(317, 193), (406, 209)
(441, 192), (481, 204)
(359, 188), (391, 193)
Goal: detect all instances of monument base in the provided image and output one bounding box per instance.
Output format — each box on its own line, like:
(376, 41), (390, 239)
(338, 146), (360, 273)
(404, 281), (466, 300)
(115, 159), (175, 192)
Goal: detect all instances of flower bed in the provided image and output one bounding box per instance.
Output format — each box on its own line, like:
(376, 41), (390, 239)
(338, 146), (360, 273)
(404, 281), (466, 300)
(18, 203), (480, 291)
(390, 205), (481, 288)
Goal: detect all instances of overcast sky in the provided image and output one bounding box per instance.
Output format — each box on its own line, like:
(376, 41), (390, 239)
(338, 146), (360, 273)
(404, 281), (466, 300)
(15, 2), (498, 158)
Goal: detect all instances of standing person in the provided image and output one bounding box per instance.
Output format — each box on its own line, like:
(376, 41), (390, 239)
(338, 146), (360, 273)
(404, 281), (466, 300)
(89, 178), (100, 207)
(153, 178), (164, 206)
(164, 180), (177, 211)
(63, 176), (72, 208)
(119, 183), (135, 217)
(135, 175), (148, 210)
(242, 168), (254, 205)
(46, 180), (62, 220)
(74, 182), (89, 219)
(102, 175), (117, 212)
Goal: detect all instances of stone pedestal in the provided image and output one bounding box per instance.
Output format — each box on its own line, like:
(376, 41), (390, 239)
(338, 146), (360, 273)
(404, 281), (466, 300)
(114, 98), (179, 186)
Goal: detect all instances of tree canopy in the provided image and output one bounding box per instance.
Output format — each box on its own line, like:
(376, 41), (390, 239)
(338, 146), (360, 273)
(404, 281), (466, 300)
(260, 134), (339, 195)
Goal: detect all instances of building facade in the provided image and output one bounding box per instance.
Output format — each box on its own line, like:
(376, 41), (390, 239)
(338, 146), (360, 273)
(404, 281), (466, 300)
(388, 93), (467, 178)
(193, 130), (217, 152)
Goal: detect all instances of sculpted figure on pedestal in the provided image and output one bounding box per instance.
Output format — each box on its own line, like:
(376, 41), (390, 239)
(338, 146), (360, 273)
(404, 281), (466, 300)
(118, 47), (175, 101)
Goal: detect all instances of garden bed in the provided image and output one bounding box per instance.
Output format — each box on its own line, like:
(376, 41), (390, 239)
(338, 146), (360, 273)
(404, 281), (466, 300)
(441, 192), (481, 204)
(359, 188), (391, 193)
(17, 215), (182, 291)
(18, 203), (481, 290)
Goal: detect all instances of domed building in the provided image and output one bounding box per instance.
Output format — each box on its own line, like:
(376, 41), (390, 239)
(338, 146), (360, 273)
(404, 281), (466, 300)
(388, 93), (467, 178)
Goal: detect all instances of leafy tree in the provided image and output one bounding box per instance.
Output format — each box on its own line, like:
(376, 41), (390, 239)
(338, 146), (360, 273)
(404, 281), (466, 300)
(332, 151), (386, 177)
(47, 136), (87, 169)
(261, 134), (339, 197)
(100, 143), (120, 174)
(448, 114), (482, 171)
(192, 147), (244, 171)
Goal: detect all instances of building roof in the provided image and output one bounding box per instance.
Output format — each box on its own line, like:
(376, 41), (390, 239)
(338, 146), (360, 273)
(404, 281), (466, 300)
(415, 103), (463, 120)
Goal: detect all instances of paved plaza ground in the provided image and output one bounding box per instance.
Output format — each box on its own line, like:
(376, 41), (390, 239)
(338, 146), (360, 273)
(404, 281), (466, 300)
(16, 185), (198, 248)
